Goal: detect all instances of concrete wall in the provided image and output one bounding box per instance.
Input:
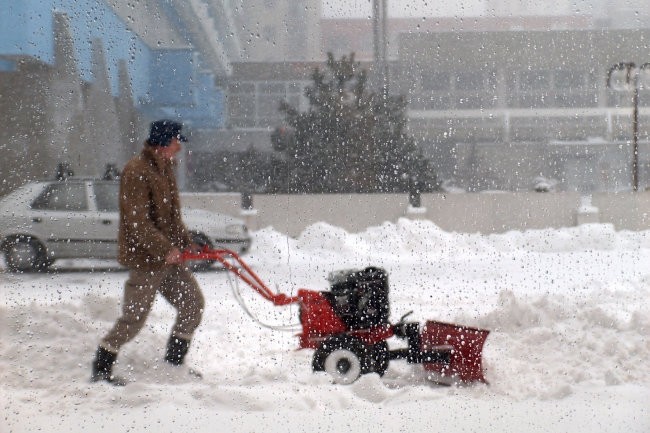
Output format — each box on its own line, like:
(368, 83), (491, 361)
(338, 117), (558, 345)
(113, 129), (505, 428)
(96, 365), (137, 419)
(251, 194), (410, 236)
(592, 193), (650, 230)
(181, 192), (243, 217)
(180, 191), (650, 237)
(420, 193), (583, 233)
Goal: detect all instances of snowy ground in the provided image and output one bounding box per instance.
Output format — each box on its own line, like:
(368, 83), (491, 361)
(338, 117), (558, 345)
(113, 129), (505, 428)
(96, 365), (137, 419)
(1, 219), (649, 432)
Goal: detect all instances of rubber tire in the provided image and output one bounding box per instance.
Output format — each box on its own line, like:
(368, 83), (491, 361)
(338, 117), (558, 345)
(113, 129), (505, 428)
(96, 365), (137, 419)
(370, 341), (390, 376)
(312, 335), (370, 384)
(312, 345), (328, 372)
(187, 232), (213, 272)
(3, 236), (51, 273)
(324, 348), (363, 385)
(312, 335), (366, 372)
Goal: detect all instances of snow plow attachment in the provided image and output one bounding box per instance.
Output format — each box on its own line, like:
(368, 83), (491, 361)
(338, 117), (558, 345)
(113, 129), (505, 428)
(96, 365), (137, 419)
(420, 320), (489, 384)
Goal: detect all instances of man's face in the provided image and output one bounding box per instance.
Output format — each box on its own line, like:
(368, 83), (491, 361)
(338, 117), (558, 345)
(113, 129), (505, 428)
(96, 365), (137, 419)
(159, 137), (182, 161)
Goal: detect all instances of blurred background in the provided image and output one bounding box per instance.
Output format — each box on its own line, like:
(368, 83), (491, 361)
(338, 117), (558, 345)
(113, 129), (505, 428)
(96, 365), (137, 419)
(1, 0), (650, 195)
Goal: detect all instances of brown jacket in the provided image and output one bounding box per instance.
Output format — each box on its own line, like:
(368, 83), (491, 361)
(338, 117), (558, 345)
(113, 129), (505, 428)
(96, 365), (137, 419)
(117, 146), (192, 269)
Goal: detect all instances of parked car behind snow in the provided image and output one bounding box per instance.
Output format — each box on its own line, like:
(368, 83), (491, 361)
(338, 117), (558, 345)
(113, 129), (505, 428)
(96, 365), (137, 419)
(0, 178), (251, 272)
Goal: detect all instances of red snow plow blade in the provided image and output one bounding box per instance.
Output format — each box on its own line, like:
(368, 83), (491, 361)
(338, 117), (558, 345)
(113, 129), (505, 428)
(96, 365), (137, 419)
(421, 321), (489, 383)
(182, 247), (489, 385)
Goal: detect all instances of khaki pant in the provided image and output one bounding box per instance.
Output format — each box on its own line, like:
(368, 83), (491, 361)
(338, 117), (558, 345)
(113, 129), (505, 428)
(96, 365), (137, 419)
(100, 266), (204, 353)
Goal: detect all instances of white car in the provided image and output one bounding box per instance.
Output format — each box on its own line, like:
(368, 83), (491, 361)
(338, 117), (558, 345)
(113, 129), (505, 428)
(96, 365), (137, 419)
(0, 179), (251, 272)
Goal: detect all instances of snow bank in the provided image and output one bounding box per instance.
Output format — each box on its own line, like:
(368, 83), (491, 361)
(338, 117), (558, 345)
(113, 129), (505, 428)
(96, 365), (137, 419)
(1, 220), (649, 432)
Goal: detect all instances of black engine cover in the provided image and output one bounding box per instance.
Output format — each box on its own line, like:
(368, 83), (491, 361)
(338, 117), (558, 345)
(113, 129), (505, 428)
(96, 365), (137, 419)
(323, 267), (390, 330)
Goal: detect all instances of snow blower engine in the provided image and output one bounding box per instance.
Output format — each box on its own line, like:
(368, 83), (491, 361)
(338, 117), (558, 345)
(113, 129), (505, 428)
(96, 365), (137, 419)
(182, 248), (489, 385)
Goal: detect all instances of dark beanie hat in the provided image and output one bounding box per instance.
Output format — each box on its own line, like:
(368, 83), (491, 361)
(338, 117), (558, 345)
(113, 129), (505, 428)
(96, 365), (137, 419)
(148, 119), (188, 147)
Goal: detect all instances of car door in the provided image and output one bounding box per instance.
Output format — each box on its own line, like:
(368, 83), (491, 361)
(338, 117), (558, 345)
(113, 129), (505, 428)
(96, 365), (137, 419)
(86, 180), (120, 258)
(29, 181), (97, 259)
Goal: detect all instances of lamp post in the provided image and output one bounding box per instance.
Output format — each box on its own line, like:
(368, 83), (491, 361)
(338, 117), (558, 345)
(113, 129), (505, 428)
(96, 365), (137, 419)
(372, 0), (388, 97)
(607, 62), (650, 192)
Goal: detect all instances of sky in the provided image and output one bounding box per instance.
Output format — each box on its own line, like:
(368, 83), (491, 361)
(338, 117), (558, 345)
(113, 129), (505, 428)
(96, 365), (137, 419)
(321, 0), (486, 18)
(320, 0), (613, 19)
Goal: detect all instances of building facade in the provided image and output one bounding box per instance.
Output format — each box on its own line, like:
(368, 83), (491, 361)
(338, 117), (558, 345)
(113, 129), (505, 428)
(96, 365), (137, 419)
(0, 0), (234, 192)
(397, 29), (650, 192)
(216, 28), (650, 193)
(231, 0), (322, 62)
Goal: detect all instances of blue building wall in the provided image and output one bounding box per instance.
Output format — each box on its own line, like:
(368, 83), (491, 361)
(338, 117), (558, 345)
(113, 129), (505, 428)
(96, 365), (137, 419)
(143, 49), (225, 128)
(1, 0), (149, 98)
(0, 0), (225, 129)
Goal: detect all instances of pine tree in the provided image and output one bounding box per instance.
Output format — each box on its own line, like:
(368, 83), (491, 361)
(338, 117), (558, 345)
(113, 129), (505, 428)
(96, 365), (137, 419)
(272, 53), (436, 193)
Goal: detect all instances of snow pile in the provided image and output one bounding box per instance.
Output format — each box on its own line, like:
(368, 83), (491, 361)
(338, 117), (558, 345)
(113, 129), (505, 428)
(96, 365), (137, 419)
(1, 219), (649, 432)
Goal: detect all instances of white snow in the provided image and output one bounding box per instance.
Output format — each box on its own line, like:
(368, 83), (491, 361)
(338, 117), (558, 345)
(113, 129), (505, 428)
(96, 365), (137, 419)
(1, 219), (649, 432)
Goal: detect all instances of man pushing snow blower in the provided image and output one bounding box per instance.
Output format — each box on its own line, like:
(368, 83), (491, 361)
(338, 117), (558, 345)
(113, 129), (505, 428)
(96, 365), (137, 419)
(90, 116), (488, 387)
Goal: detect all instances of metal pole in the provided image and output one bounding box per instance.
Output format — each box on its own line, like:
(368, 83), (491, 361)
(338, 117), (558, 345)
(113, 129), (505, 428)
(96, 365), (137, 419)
(381, 0), (389, 96)
(373, 0), (381, 78)
(607, 62), (641, 192)
(632, 72), (640, 192)
(372, 0), (388, 96)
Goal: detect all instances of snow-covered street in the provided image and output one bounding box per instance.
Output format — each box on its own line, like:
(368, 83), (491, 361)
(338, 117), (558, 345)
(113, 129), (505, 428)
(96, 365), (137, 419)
(1, 220), (649, 432)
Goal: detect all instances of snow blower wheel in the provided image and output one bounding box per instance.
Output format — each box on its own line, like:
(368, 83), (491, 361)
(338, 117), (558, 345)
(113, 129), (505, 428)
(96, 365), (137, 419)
(324, 348), (363, 384)
(368, 341), (390, 376)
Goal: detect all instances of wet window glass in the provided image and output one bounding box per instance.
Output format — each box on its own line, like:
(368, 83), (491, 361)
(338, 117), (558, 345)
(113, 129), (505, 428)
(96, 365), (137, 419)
(93, 182), (119, 212)
(30, 183), (87, 211)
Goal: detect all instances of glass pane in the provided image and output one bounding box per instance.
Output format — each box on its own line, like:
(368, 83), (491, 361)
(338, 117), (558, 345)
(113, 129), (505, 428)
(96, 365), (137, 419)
(555, 70), (584, 89)
(422, 72), (450, 91)
(93, 182), (120, 212)
(31, 183), (87, 211)
(259, 82), (286, 95)
(456, 72), (484, 91)
(229, 82), (255, 94)
(519, 70), (550, 90)
(230, 94), (256, 118)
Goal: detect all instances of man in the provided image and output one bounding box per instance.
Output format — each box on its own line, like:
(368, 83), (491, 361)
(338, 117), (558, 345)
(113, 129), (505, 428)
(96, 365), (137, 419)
(91, 119), (205, 386)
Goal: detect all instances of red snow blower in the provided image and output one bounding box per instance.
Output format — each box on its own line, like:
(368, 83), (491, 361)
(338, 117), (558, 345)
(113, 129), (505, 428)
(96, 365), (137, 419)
(183, 247), (489, 385)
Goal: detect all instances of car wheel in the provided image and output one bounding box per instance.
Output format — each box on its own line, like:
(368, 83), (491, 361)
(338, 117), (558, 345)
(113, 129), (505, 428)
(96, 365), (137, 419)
(187, 232), (213, 272)
(3, 236), (51, 273)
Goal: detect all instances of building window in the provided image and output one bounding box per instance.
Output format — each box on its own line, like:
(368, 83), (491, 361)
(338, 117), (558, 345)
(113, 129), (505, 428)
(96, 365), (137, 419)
(229, 80), (311, 129)
(455, 71), (484, 91)
(453, 70), (497, 109)
(421, 72), (450, 91)
(555, 70), (585, 89)
(518, 70), (550, 91)
(228, 82), (256, 128)
(259, 82), (286, 95)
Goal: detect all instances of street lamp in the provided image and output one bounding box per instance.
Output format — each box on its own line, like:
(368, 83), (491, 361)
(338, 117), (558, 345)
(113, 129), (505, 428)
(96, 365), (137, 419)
(606, 62), (650, 191)
(372, 0), (388, 97)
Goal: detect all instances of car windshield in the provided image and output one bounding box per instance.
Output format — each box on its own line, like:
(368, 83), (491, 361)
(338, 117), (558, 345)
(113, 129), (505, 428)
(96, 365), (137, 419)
(93, 182), (120, 212)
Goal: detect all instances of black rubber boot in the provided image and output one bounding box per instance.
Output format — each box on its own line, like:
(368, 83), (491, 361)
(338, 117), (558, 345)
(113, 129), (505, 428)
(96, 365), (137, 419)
(91, 347), (126, 386)
(164, 337), (190, 365)
(164, 337), (202, 378)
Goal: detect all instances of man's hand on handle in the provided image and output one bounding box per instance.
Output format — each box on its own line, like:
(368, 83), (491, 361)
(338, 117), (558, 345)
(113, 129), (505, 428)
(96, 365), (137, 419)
(165, 247), (182, 265)
(166, 244), (203, 265)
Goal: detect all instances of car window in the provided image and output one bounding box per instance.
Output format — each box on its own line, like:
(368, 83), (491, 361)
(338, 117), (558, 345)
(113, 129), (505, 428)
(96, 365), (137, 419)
(31, 183), (88, 211)
(93, 182), (120, 212)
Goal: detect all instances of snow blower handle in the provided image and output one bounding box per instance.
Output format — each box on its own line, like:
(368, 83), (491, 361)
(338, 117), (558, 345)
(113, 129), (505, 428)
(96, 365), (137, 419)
(181, 246), (298, 306)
